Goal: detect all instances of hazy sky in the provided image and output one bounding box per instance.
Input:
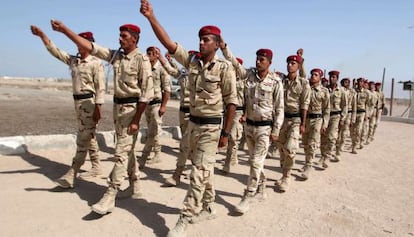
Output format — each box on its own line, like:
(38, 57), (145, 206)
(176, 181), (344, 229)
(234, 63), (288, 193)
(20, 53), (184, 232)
(0, 0), (413, 98)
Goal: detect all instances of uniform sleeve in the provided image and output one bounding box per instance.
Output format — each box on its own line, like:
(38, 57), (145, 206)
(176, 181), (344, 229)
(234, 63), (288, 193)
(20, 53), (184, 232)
(340, 89), (348, 122)
(139, 55), (154, 103)
(221, 62), (238, 106)
(161, 60), (180, 78)
(300, 79), (311, 111)
(93, 59), (106, 104)
(172, 43), (190, 69)
(271, 80), (284, 136)
(221, 46), (247, 79)
(160, 67), (171, 93)
(90, 42), (117, 63)
(322, 90), (331, 130)
(45, 41), (71, 65)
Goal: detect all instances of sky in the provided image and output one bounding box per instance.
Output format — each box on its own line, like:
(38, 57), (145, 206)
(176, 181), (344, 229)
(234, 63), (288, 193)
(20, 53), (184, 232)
(0, 0), (413, 98)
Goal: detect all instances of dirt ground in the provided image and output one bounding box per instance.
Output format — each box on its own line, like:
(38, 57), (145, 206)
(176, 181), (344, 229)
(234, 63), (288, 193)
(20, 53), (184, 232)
(1, 78), (414, 237)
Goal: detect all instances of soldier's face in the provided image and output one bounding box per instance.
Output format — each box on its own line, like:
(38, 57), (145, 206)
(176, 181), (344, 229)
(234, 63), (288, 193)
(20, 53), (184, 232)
(343, 80), (350, 88)
(330, 75), (338, 84)
(256, 56), (271, 72)
(287, 61), (299, 73)
(310, 72), (321, 85)
(199, 35), (218, 56)
(147, 50), (157, 64)
(119, 31), (137, 51)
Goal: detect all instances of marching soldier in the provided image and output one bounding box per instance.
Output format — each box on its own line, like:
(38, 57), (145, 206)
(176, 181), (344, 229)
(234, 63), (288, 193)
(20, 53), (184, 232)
(351, 78), (370, 154)
(337, 78), (355, 154)
(51, 20), (153, 214)
(141, 1), (238, 236)
(276, 54), (310, 192)
(372, 82), (385, 137)
(366, 81), (379, 143)
(301, 68), (330, 178)
(221, 44), (284, 213)
(361, 80), (373, 146)
(30, 25), (105, 188)
(320, 70), (347, 166)
(137, 46), (171, 168)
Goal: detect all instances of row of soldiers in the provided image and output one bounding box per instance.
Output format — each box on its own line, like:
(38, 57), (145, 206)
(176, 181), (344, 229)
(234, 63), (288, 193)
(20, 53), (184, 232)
(30, 1), (385, 236)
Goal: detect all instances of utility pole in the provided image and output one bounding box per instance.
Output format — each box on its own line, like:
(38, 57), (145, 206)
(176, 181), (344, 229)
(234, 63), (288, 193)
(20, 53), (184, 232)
(390, 78), (394, 116)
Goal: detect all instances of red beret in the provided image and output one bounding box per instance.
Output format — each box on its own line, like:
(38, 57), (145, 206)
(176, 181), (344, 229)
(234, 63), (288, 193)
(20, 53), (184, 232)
(236, 57), (243, 65)
(357, 77), (364, 82)
(78, 31), (94, 42)
(322, 77), (328, 83)
(369, 81), (375, 84)
(198, 25), (221, 37)
(286, 55), (303, 63)
(310, 68), (323, 77)
(119, 24), (140, 34)
(375, 82), (382, 86)
(256, 49), (273, 60)
(328, 70), (340, 76)
(146, 46), (159, 52)
(341, 77), (350, 82)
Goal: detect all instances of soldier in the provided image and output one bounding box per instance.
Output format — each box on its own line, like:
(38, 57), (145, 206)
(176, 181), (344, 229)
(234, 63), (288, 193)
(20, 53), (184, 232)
(30, 26), (105, 188)
(366, 81), (379, 144)
(160, 51), (192, 187)
(137, 46), (171, 168)
(372, 82), (385, 137)
(360, 80), (373, 147)
(351, 78), (370, 153)
(319, 70), (347, 167)
(140, 1), (237, 236)
(220, 44), (284, 213)
(276, 55), (310, 192)
(301, 68), (330, 179)
(222, 56), (245, 174)
(321, 77), (329, 88)
(337, 78), (355, 153)
(51, 20), (153, 214)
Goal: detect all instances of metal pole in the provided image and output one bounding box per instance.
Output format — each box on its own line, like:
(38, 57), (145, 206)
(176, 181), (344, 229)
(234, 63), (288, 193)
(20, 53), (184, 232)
(390, 78), (394, 116)
(381, 67), (386, 90)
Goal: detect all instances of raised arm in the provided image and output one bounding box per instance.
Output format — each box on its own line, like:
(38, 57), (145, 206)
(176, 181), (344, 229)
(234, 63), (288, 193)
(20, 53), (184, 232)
(140, 0), (177, 54)
(50, 19), (93, 53)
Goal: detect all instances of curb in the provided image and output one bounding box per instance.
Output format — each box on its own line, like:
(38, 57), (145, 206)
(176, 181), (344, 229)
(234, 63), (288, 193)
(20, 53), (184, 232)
(381, 116), (414, 124)
(0, 126), (181, 156)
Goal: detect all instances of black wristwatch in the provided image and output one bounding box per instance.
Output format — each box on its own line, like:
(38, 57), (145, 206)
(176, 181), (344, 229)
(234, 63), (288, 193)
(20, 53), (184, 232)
(221, 130), (230, 137)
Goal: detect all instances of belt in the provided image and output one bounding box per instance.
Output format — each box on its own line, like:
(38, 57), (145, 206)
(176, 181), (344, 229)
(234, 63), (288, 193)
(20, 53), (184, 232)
(348, 110), (352, 113)
(246, 119), (273, 126)
(73, 93), (93, 100)
(179, 106), (190, 113)
(236, 106), (245, 111)
(113, 97), (139, 104)
(284, 112), (301, 118)
(357, 109), (366, 113)
(330, 111), (342, 115)
(307, 113), (322, 119)
(149, 99), (162, 105)
(189, 115), (222, 125)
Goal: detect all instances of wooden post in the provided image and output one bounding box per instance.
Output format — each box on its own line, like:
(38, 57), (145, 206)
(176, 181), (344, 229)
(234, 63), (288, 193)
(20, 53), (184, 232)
(390, 78), (394, 116)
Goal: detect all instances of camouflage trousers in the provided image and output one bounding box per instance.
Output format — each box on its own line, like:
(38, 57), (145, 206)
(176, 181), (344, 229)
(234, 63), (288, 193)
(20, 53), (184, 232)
(302, 117), (323, 166)
(181, 121), (220, 217)
(321, 114), (340, 159)
(225, 110), (244, 162)
(361, 112), (370, 144)
(244, 124), (271, 193)
(73, 98), (100, 167)
(176, 110), (190, 168)
(367, 110), (377, 140)
(351, 112), (365, 147)
(277, 118), (301, 171)
(337, 112), (352, 152)
(110, 102), (139, 188)
(142, 103), (162, 155)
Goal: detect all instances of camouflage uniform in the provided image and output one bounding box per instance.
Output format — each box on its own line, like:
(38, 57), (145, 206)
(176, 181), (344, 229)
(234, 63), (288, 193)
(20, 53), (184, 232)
(173, 44), (237, 219)
(222, 46), (284, 200)
(351, 86), (370, 152)
(366, 89), (379, 143)
(139, 61), (171, 165)
(46, 41), (105, 186)
(337, 87), (355, 153)
(320, 86), (347, 163)
(90, 43), (153, 212)
(361, 89), (374, 145)
(161, 57), (191, 186)
(302, 84), (330, 174)
(373, 88), (385, 136)
(277, 74), (311, 189)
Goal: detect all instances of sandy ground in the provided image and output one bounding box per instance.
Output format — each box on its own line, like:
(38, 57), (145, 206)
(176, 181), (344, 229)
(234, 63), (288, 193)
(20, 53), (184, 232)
(1, 79), (414, 237)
